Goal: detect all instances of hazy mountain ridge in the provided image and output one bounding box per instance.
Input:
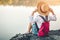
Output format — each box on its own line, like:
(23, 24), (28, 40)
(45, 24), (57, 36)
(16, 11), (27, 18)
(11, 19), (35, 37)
(0, 0), (60, 6)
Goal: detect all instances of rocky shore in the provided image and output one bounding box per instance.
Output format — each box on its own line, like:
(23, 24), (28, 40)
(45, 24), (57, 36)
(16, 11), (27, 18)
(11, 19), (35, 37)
(10, 30), (60, 40)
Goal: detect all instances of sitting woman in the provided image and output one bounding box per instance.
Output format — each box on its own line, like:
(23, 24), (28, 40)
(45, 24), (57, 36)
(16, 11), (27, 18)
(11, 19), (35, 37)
(27, 1), (57, 36)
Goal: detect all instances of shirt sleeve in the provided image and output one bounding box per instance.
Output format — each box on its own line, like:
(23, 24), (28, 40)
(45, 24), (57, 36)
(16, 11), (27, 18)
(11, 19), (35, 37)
(48, 14), (57, 21)
(29, 15), (36, 25)
(29, 16), (33, 22)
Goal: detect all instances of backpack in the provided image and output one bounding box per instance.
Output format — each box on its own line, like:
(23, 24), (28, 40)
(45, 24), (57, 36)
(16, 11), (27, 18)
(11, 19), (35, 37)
(38, 15), (50, 37)
(32, 22), (39, 35)
(32, 15), (49, 36)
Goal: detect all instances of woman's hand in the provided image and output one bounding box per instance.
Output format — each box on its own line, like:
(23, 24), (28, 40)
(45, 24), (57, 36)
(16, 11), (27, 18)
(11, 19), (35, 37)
(31, 9), (37, 16)
(49, 8), (55, 15)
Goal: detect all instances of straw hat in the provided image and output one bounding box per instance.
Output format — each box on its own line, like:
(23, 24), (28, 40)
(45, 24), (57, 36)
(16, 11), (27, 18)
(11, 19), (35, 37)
(37, 1), (50, 16)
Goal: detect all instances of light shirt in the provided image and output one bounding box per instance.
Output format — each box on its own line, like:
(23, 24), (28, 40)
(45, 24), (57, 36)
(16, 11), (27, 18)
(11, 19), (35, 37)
(29, 12), (56, 28)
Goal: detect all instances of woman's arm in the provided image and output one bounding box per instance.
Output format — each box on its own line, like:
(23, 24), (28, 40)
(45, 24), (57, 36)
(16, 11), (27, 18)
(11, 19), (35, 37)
(49, 8), (55, 15)
(27, 22), (32, 33)
(27, 9), (37, 33)
(31, 9), (37, 16)
(48, 8), (57, 21)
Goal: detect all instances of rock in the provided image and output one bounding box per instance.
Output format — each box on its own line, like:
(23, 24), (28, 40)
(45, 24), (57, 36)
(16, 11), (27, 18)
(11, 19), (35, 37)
(10, 30), (60, 40)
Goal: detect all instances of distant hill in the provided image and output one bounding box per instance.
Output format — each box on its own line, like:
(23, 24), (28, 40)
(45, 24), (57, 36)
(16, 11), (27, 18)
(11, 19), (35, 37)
(0, 0), (60, 6)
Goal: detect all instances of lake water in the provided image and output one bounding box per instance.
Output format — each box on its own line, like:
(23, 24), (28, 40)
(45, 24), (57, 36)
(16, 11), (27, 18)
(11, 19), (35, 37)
(0, 5), (60, 40)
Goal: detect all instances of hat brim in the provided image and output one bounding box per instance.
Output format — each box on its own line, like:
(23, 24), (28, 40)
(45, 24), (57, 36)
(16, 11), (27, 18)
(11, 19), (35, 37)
(37, 1), (49, 16)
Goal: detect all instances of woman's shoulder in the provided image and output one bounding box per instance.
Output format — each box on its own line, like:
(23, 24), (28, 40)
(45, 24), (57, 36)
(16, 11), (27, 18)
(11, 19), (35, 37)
(34, 14), (42, 20)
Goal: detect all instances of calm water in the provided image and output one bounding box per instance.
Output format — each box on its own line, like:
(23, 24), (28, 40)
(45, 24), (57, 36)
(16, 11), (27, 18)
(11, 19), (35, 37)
(0, 5), (60, 40)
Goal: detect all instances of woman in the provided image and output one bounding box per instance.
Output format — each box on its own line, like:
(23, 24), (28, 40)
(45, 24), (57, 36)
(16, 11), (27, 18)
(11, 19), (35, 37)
(27, 1), (56, 36)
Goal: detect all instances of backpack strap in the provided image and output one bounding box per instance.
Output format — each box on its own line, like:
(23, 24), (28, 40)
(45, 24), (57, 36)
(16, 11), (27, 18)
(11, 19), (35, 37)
(39, 15), (48, 22)
(35, 15), (48, 32)
(35, 22), (39, 31)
